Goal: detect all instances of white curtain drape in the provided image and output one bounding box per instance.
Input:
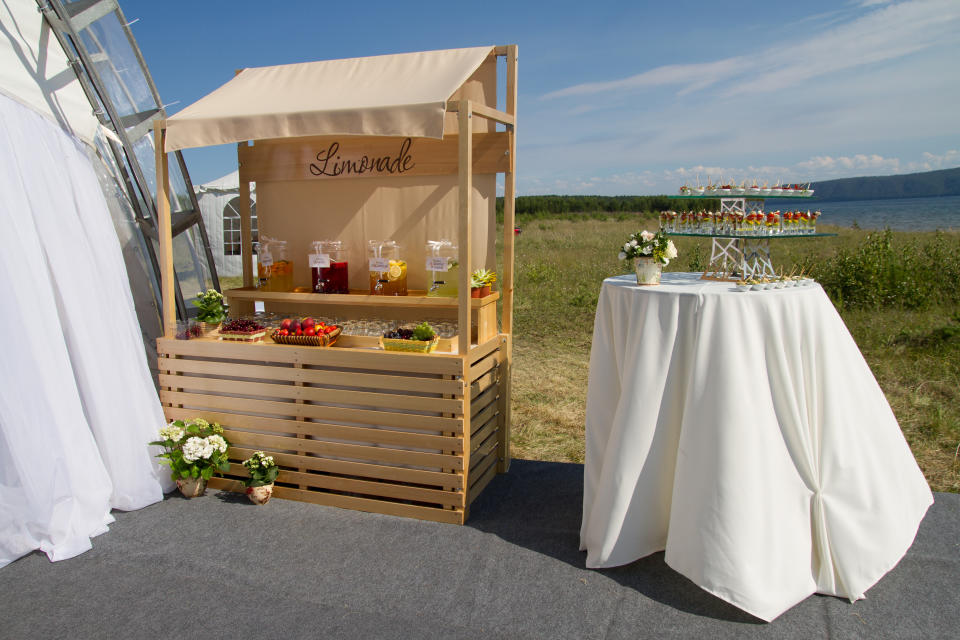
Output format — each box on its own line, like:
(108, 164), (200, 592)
(0, 94), (171, 568)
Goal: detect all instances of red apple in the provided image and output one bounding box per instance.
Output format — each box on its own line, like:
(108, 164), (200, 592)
(304, 326), (316, 336)
(302, 317), (315, 329)
(280, 318), (292, 331)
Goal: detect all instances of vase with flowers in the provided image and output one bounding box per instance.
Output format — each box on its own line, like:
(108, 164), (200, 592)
(150, 418), (231, 497)
(242, 451), (279, 505)
(618, 230), (678, 285)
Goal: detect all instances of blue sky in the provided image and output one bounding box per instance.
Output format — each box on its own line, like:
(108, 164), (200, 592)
(130, 0), (960, 194)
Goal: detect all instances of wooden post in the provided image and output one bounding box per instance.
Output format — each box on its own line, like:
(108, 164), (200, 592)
(502, 45), (518, 336)
(154, 120), (175, 337)
(236, 147), (256, 316)
(457, 102), (473, 357)
(238, 151), (253, 289)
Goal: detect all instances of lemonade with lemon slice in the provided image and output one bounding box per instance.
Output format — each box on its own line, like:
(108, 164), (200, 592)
(368, 240), (407, 295)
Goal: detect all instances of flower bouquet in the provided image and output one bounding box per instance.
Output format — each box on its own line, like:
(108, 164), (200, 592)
(618, 230), (678, 285)
(242, 451), (279, 505)
(150, 419), (231, 497)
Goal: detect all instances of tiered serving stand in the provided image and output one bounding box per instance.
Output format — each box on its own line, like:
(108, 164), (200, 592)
(666, 193), (836, 281)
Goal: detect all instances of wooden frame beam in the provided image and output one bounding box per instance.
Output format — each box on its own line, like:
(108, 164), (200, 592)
(154, 120), (175, 338)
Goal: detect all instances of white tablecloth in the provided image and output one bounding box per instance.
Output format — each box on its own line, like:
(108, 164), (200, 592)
(581, 273), (933, 621)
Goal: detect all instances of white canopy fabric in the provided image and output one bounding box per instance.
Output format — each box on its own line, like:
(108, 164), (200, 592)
(0, 94), (170, 568)
(165, 46), (493, 151)
(0, 0), (100, 144)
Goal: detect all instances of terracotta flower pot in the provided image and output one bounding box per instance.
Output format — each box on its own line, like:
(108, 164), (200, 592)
(478, 285), (491, 297)
(246, 484), (274, 505)
(176, 477), (207, 498)
(634, 257), (662, 286)
(470, 287), (481, 298)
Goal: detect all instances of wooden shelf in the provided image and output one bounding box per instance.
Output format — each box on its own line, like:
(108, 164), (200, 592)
(224, 287), (499, 309)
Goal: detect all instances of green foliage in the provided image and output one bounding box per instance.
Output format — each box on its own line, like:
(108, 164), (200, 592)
(814, 230), (960, 310)
(411, 321), (437, 341)
(242, 451), (279, 487)
(495, 195), (718, 224)
(471, 268), (497, 288)
(149, 418), (231, 483)
(193, 289), (228, 323)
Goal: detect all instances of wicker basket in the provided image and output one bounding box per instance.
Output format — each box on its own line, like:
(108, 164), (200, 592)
(380, 336), (439, 353)
(271, 326), (341, 347)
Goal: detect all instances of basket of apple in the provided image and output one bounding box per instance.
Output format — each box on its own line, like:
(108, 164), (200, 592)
(272, 316), (341, 347)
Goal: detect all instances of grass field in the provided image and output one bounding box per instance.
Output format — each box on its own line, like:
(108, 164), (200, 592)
(217, 219), (960, 493)
(504, 216), (960, 493)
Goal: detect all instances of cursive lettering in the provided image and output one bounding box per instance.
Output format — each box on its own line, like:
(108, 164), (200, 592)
(309, 138), (415, 177)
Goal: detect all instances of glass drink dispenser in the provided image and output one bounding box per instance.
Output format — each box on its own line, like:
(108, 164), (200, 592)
(310, 240), (349, 294)
(426, 240), (459, 297)
(368, 240), (407, 296)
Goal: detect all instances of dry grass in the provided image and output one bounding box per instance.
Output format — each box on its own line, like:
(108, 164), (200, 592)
(502, 216), (960, 493)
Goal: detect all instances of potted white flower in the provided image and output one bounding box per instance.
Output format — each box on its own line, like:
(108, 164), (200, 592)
(242, 451), (279, 505)
(193, 289), (228, 336)
(618, 230), (678, 285)
(150, 419), (231, 497)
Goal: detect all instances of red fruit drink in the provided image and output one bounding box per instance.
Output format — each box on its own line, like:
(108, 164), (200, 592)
(312, 260), (349, 294)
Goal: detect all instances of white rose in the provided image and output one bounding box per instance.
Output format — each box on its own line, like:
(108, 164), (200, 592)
(665, 241), (678, 259)
(640, 230), (655, 242)
(630, 239), (638, 247)
(623, 242), (631, 252)
(641, 245), (652, 255)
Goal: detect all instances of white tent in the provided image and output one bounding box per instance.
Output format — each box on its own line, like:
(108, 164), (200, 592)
(195, 170), (257, 278)
(0, 0), (174, 568)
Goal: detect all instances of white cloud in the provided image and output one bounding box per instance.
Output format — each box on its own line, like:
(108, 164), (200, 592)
(542, 0), (960, 101)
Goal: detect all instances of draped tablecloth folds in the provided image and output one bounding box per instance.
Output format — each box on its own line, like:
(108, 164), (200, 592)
(581, 273), (933, 621)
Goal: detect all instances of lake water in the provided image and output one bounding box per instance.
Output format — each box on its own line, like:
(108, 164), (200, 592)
(766, 194), (960, 231)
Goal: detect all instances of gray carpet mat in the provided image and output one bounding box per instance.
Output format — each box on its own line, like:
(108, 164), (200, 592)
(1, 460), (957, 639)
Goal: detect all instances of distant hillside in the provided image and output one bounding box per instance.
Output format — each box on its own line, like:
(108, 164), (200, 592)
(808, 167), (960, 202)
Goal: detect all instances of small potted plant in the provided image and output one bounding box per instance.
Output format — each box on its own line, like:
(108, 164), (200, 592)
(471, 268), (496, 298)
(242, 451), (279, 505)
(193, 289), (228, 336)
(618, 230), (678, 286)
(150, 419), (231, 498)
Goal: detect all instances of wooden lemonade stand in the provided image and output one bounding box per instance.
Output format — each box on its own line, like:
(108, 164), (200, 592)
(154, 46), (517, 524)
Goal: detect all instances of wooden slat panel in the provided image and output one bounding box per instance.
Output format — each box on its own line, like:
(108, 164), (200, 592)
(470, 370), (497, 399)
(221, 428), (463, 470)
(208, 478), (464, 525)
(470, 385), (498, 418)
(229, 446), (463, 490)
(467, 335), (501, 368)
(468, 353), (499, 380)
(471, 400), (498, 429)
(468, 456), (499, 506)
(230, 465), (464, 508)
(470, 429), (498, 466)
(159, 390), (462, 432)
(158, 374), (463, 415)
(470, 415), (499, 454)
(158, 357), (463, 395)
(164, 407), (463, 451)
(238, 133), (509, 183)
(157, 338), (463, 375)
